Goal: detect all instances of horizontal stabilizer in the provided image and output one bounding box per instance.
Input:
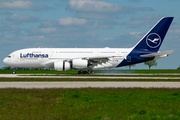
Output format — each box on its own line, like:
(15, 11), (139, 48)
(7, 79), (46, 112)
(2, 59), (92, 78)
(140, 51), (174, 58)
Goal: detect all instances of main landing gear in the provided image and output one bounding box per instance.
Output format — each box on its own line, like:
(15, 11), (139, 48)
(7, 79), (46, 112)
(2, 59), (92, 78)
(12, 68), (16, 74)
(78, 70), (95, 74)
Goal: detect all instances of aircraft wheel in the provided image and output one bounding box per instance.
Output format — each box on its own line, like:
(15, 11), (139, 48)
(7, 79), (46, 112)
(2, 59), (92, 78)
(13, 71), (16, 74)
(82, 71), (88, 74)
(78, 71), (82, 74)
(91, 71), (95, 74)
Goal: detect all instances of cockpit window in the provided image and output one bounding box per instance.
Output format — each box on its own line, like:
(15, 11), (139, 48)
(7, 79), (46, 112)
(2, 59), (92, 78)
(7, 56), (11, 58)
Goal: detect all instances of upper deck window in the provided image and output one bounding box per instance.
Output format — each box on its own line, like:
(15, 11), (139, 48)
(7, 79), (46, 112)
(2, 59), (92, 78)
(100, 51), (115, 53)
(58, 51), (93, 53)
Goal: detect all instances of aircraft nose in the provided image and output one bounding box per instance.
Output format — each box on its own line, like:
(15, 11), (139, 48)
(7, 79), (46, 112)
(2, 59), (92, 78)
(3, 57), (9, 66)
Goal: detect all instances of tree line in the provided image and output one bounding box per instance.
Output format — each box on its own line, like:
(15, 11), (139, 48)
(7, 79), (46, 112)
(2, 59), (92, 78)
(128, 60), (157, 70)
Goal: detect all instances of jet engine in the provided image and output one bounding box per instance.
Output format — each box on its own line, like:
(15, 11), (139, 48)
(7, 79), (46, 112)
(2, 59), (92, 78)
(72, 59), (88, 69)
(54, 61), (71, 71)
(54, 59), (89, 71)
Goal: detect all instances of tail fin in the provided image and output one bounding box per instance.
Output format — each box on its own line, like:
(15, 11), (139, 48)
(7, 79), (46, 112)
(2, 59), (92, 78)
(133, 17), (174, 52)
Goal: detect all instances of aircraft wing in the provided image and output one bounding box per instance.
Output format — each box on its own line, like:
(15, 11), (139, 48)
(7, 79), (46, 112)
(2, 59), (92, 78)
(44, 56), (116, 67)
(140, 50), (174, 58)
(82, 56), (112, 63)
(85, 56), (123, 63)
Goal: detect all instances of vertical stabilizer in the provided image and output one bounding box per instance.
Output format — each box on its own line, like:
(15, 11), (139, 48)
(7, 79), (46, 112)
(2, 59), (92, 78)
(133, 17), (173, 52)
(117, 17), (174, 67)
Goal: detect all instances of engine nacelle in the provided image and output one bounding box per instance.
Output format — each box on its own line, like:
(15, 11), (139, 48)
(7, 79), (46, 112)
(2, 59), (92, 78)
(54, 61), (71, 71)
(72, 59), (88, 69)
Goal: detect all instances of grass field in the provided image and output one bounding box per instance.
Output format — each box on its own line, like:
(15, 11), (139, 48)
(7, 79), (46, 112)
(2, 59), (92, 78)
(1, 69), (180, 119)
(0, 77), (180, 82)
(0, 88), (180, 120)
(0, 69), (79, 74)
(1, 69), (180, 74)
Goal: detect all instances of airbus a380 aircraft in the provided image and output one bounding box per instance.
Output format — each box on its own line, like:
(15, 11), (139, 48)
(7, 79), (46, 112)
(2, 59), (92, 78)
(3, 17), (174, 74)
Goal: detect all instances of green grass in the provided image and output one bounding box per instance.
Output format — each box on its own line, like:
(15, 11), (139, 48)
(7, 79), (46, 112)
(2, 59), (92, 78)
(0, 88), (180, 120)
(0, 70), (80, 74)
(1, 69), (180, 74)
(133, 69), (180, 74)
(0, 77), (180, 82)
(97, 69), (180, 74)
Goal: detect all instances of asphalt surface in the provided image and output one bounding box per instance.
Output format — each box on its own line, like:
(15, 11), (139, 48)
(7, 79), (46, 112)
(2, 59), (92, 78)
(0, 74), (180, 88)
(0, 82), (180, 88)
(0, 74), (180, 79)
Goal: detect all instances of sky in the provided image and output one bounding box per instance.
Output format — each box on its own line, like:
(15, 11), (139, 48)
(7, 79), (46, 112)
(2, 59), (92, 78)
(0, 0), (180, 69)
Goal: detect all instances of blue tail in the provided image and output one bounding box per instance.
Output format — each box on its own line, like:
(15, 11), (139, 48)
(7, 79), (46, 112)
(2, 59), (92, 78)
(133, 17), (174, 52)
(117, 17), (174, 67)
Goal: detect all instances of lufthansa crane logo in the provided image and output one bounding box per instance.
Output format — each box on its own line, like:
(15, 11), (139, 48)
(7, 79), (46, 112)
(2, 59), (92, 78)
(146, 33), (161, 48)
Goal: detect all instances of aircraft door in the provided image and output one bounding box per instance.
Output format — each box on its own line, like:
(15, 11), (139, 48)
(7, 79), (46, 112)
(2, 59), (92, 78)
(38, 58), (43, 62)
(116, 51), (121, 56)
(95, 50), (99, 55)
(15, 57), (19, 62)
(13, 55), (19, 62)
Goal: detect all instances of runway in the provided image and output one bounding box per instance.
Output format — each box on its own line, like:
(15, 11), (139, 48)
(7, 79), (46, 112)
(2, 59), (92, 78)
(0, 74), (180, 79)
(0, 74), (180, 88)
(0, 82), (180, 88)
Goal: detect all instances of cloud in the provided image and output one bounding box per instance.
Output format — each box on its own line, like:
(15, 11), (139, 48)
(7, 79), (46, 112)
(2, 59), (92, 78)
(2, 13), (40, 25)
(40, 20), (56, 27)
(0, 25), (20, 33)
(28, 27), (98, 47)
(0, 1), (49, 10)
(67, 0), (153, 20)
(67, 0), (128, 13)
(115, 32), (144, 48)
(76, 12), (118, 19)
(121, 14), (163, 28)
(101, 38), (113, 41)
(0, 11), (12, 15)
(129, 32), (142, 35)
(58, 17), (88, 25)
(127, 0), (141, 3)
(67, 0), (153, 13)
(39, 28), (57, 34)
(58, 19), (118, 29)
(39, 17), (118, 30)
(89, 20), (118, 29)
(166, 24), (180, 40)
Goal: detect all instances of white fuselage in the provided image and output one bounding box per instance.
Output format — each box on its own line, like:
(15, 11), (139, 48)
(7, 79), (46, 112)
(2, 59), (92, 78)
(3, 48), (132, 70)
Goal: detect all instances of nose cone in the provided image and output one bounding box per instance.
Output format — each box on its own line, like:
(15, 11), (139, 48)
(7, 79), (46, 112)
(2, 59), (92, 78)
(3, 57), (9, 66)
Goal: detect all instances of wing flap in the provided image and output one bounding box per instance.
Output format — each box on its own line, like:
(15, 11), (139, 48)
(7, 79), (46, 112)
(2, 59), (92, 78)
(85, 56), (123, 62)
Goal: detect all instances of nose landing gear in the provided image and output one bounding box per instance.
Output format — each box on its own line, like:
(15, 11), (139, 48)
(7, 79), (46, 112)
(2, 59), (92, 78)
(12, 68), (16, 74)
